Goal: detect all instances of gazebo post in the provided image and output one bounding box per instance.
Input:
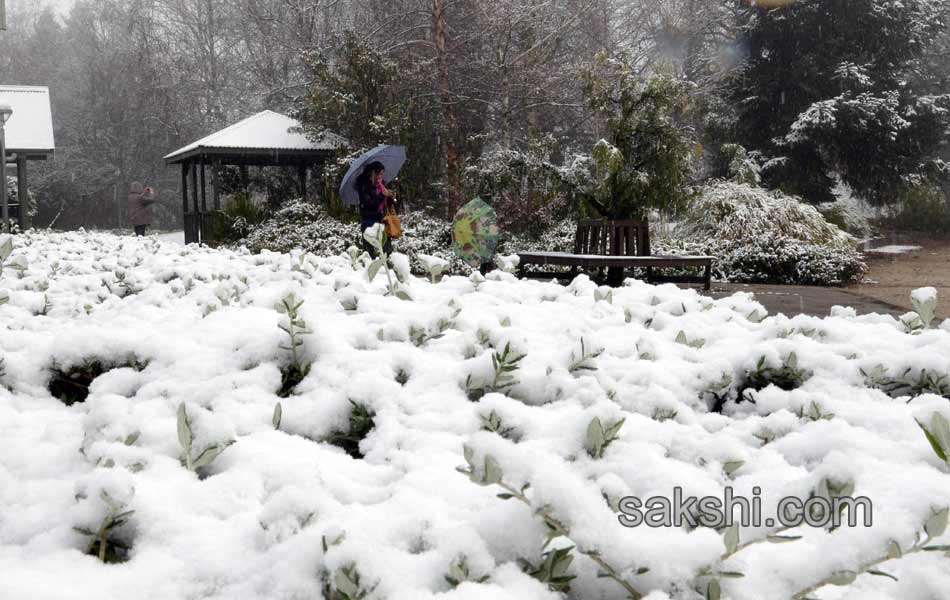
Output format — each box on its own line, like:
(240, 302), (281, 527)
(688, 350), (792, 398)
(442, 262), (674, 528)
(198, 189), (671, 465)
(181, 162), (191, 243)
(200, 158), (207, 212)
(298, 163), (307, 200)
(16, 156), (28, 230)
(200, 158), (210, 244)
(211, 159), (221, 211)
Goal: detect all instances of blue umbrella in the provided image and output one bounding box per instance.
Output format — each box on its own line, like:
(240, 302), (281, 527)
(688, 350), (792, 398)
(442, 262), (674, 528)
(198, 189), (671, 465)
(339, 145), (407, 206)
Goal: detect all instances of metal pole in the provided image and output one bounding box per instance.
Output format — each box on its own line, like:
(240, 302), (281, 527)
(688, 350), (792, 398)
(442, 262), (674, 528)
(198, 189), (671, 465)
(1, 125), (7, 233)
(16, 156), (28, 231)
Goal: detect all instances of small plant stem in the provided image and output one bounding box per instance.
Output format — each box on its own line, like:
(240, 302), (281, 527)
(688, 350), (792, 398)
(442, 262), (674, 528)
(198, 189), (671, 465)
(384, 261), (394, 291)
(718, 525), (793, 561)
(791, 536), (934, 600)
(288, 322), (300, 368)
(98, 525), (108, 562)
(495, 481), (644, 600)
(582, 550), (643, 600)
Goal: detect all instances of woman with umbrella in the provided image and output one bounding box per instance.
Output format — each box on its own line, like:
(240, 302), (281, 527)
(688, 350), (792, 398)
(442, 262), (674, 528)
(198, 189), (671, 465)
(340, 145), (407, 258)
(355, 161), (397, 256)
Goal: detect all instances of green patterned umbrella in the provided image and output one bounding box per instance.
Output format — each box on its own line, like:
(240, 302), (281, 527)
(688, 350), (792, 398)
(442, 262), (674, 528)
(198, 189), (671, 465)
(452, 197), (500, 268)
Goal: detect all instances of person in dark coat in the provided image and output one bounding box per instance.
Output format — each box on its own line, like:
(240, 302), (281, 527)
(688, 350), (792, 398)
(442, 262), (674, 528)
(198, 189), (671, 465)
(127, 182), (157, 236)
(356, 161), (397, 257)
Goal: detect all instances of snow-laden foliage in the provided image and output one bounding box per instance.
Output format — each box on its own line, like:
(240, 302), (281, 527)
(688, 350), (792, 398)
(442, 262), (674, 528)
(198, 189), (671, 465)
(461, 137), (571, 236)
(0, 231), (949, 600)
(720, 144), (761, 186)
(667, 182), (867, 285)
(728, 0), (950, 204)
(238, 200), (474, 277)
(240, 199), (355, 256)
(499, 219), (576, 255)
(580, 52), (697, 218)
(239, 190), (863, 286)
(817, 197), (875, 239)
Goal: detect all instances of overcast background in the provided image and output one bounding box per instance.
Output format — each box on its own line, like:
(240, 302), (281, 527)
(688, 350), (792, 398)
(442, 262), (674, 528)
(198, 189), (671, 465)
(38, 0), (74, 16)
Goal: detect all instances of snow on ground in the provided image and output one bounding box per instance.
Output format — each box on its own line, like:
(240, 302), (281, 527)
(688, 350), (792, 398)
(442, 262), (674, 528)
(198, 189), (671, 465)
(154, 230), (185, 246)
(1, 230), (949, 600)
(866, 245), (922, 255)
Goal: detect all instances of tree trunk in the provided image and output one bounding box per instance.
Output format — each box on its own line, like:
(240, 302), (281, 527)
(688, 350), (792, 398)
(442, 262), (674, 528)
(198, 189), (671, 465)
(500, 62), (511, 149)
(433, 0), (460, 218)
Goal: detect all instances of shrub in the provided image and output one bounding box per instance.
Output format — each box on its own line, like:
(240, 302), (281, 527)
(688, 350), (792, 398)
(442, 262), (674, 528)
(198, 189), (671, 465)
(48, 357), (148, 406)
(379, 213), (472, 277)
(213, 192), (269, 243)
(665, 182), (867, 285)
(237, 201), (474, 276)
(737, 353), (812, 401)
(461, 138), (571, 236)
(817, 197), (874, 239)
(678, 182), (850, 244)
(886, 184), (950, 232)
(326, 400), (376, 459)
(240, 199), (355, 256)
(498, 218), (575, 255)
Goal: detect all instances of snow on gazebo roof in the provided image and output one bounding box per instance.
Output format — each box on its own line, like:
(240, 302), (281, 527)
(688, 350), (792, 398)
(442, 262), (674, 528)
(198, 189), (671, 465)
(0, 85), (55, 156)
(164, 110), (345, 164)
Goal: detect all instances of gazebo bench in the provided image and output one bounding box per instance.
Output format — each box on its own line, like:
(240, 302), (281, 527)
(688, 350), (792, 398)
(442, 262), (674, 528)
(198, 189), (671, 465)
(515, 220), (715, 290)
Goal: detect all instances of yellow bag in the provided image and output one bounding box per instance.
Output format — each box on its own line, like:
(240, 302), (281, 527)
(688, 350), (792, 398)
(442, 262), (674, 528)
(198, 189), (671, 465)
(383, 205), (402, 239)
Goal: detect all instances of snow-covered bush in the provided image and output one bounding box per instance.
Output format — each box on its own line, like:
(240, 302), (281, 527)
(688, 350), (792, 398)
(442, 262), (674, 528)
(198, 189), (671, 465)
(911, 287), (938, 329)
(239, 199), (355, 256)
(499, 218), (575, 255)
(461, 137), (571, 236)
(417, 253), (449, 283)
(899, 287), (940, 334)
(665, 181), (867, 285)
(817, 197), (874, 239)
(238, 201), (474, 276)
(1, 230), (950, 599)
(720, 143), (762, 186)
(392, 211), (472, 275)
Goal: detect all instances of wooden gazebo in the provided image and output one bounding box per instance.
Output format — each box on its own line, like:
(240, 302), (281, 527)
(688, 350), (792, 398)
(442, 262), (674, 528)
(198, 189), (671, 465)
(0, 85), (56, 230)
(164, 110), (345, 244)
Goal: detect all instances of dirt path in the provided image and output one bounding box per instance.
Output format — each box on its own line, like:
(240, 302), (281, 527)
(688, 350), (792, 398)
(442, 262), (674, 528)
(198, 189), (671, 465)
(850, 235), (950, 320)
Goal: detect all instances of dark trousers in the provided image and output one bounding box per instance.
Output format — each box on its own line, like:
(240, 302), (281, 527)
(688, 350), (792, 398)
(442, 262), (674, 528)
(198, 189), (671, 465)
(361, 237), (393, 258)
(134, 225), (147, 236)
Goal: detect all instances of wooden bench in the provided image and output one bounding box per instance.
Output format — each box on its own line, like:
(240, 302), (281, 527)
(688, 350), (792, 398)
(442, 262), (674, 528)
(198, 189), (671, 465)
(516, 220), (714, 290)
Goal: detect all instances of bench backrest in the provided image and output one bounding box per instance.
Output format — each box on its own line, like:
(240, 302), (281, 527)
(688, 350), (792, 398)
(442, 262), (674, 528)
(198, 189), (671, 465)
(575, 219), (651, 257)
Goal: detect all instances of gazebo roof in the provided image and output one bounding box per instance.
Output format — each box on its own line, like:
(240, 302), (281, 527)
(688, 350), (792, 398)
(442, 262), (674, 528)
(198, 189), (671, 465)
(164, 110), (345, 165)
(0, 85), (55, 157)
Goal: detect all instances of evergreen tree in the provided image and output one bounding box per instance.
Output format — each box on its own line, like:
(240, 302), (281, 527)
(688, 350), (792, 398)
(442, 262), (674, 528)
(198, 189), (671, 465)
(728, 0), (950, 204)
(579, 51), (697, 220)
